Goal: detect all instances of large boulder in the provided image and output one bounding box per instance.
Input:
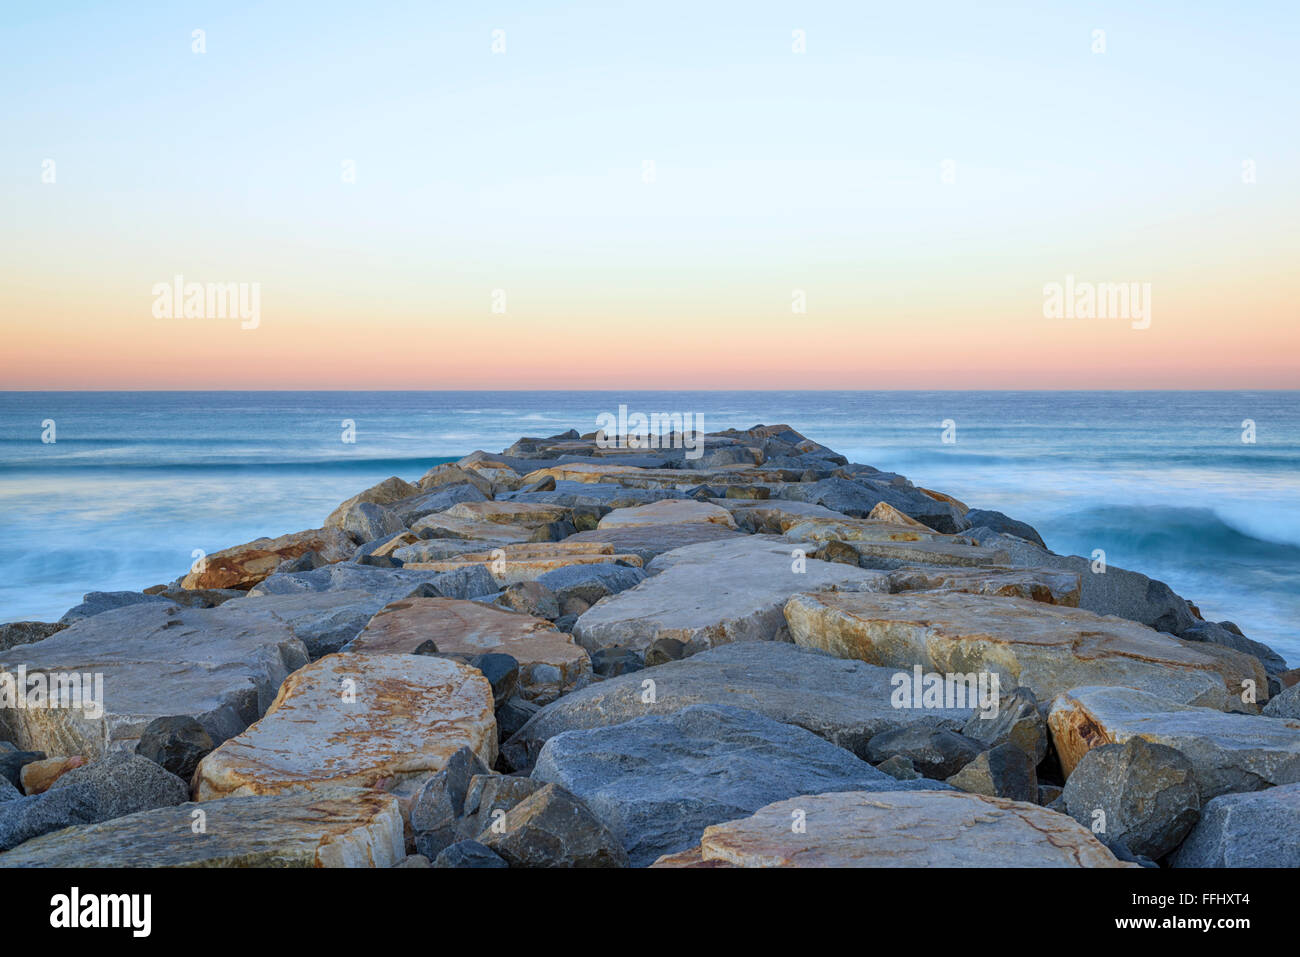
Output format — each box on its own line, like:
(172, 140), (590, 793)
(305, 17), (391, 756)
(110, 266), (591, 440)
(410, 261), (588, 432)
(194, 653), (497, 800)
(389, 484), (488, 526)
(324, 476), (420, 527)
(785, 591), (1264, 711)
(963, 509), (1047, 548)
(561, 524), (745, 563)
(476, 783), (628, 867)
(215, 588), (396, 658)
(530, 703), (949, 866)
(1171, 783), (1300, 868)
(0, 752), (188, 852)
(181, 526), (355, 590)
(336, 502), (407, 543)
(502, 642), (973, 771)
(58, 591), (175, 624)
(652, 790), (1132, 868)
(885, 566), (1081, 606)
(0, 788), (405, 867)
(573, 537), (888, 655)
(779, 477), (970, 533)
(1060, 738), (1201, 860)
(596, 500), (738, 530)
(0, 601), (309, 757)
(400, 542), (643, 587)
(1048, 686), (1300, 800)
(343, 597), (590, 703)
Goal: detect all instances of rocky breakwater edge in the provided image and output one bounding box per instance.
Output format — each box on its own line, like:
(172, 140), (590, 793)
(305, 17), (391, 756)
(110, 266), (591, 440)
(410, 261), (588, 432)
(2, 422), (1297, 868)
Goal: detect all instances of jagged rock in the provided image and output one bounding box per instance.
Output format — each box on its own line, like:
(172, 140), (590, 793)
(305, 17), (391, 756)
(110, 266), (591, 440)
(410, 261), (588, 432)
(0, 752), (188, 852)
(530, 703), (949, 866)
(194, 653), (497, 800)
(389, 483), (489, 525)
(135, 716), (215, 783)
(344, 598), (588, 703)
(945, 744), (1038, 802)
(276, 550), (328, 574)
(1061, 737), (1200, 860)
(573, 537), (887, 655)
(325, 476), (420, 527)
(502, 642), (973, 772)
(338, 502), (407, 543)
(534, 563), (646, 607)
(409, 746), (491, 857)
(417, 463), (495, 497)
(1048, 686), (1300, 800)
(0, 750), (45, 789)
(962, 687), (1048, 764)
(813, 538), (1012, 570)
(652, 791), (1132, 868)
(865, 727), (983, 779)
(58, 591), (175, 623)
(0, 788), (405, 867)
(562, 524), (744, 563)
(644, 637), (687, 666)
(0, 621), (66, 652)
(432, 840), (508, 868)
(1181, 620), (1288, 683)
(182, 526), (355, 590)
(1171, 783), (1300, 868)
(779, 477), (970, 533)
(477, 783), (628, 867)
(249, 562), (497, 605)
(963, 509), (1047, 548)
(721, 500), (849, 534)
(1264, 683), (1300, 719)
(785, 591), (1263, 711)
(0, 601), (309, 757)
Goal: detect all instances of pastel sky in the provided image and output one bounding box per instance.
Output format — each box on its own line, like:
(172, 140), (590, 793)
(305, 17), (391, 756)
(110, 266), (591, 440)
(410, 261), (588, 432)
(2, 1), (1297, 389)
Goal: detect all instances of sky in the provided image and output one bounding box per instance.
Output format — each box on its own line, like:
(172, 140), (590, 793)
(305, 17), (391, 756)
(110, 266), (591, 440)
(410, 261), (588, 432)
(2, 1), (1297, 389)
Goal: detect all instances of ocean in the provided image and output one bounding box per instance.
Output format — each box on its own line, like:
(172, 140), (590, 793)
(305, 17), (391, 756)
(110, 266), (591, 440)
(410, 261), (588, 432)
(1, 391), (1296, 665)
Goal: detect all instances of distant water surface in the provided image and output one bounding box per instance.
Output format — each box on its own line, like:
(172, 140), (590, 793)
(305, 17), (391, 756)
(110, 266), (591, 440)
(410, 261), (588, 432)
(1, 391), (1295, 665)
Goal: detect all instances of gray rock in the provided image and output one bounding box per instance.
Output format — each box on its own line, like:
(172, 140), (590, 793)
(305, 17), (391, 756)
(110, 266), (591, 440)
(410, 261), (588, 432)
(1062, 738), (1200, 860)
(469, 653), (519, 704)
(477, 783), (630, 867)
(531, 703), (949, 866)
(865, 727), (984, 780)
(644, 637), (687, 667)
(1264, 682), (1300, 719)
(0, 601), (309, 756)
(275, 550), (328, 574)
(562, 524), (745, 564)
(58, 590), (175, 624)
(494, 581), (559, 619)
(249, 562), (497, 605)
(433, 840), (508, 868)
(135, 715), (215, 783)
(0, 621), (67, 652)
(962, 687), (1048, 764)
(0, 752), (188, 852)
(1171, 783), (1300, 868)
(395, 853), (432, 867)
(945, 744), (1037, 802)
(963, 509), (1046, 548)
(391, 539), (499, 563)
(496, 696), (542, 742)
(590, 646), (643, 678)
(459, 774), (548, 838)
(1181, 620), (1288, 682)
(0, 775), (19, 802)
(779, 478), (970, 533)
(391, 484), (488, 526)
(503, 641), (973, 772)
(534, 563), (646, 607)
(410, 747), (491, 858)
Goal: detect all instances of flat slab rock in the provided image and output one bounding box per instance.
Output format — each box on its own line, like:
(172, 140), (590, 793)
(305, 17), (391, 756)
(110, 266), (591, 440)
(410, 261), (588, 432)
(530, 703), (948, 867)
(596, 499), (738, 530)
(572, 536), (888, 654)
(1048, 686), (1300, 800)
(0, 601), (309, 758)
(562, 525), (744, 563)
(885, 566), (1081, 607)
(194, 653), (496, 800)
(784, 591), (1263, 711)
(651, 790), (1132, 868)
(503, 641), (972, 771)
(0, 788), (405, 867)
(782, 516), (953, 544)
(402, 542), (643, 586)
(343, 597), (590, 703)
